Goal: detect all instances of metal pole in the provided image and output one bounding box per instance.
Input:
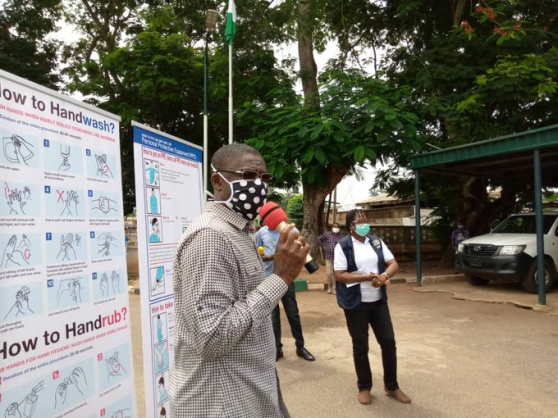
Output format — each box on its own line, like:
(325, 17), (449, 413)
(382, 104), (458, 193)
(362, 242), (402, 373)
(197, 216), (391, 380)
(203, 33), (209, 206)
(228, 44), (233, 144)
(534, 149), (546, 305)
(414, 170), (422, 286)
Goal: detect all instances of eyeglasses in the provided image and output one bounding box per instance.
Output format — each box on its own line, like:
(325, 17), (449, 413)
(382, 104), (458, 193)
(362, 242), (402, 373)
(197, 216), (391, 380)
(216, 169), (273, 183)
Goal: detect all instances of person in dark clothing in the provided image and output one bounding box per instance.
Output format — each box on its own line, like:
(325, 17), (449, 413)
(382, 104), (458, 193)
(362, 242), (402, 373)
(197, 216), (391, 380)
(334, 209), (411, 406)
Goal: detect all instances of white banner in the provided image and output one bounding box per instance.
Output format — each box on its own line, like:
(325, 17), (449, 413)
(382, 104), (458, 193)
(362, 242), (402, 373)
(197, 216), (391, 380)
(0, 70), (136, 418)
(132, 122), (203, 418)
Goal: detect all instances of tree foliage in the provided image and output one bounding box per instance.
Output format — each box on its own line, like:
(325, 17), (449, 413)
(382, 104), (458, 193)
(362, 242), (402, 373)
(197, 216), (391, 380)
(0, 0), (63, 88)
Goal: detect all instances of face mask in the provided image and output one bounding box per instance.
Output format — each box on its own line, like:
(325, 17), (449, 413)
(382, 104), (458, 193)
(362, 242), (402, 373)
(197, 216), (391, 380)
(458, 225), (464, 229)
(214, 173), (268, 220)
(354, 224), (370, 237)
(332, 227), (340, 233)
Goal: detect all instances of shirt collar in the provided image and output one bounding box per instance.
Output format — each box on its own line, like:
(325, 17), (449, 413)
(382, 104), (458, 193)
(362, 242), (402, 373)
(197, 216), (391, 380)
(351, 235), (369, 245)
(207, 202), (251, 230)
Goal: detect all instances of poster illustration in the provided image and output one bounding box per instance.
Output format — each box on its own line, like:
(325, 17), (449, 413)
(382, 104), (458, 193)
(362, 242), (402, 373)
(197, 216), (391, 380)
(0, 69), (136, 417)
(132, 121), (203, 417)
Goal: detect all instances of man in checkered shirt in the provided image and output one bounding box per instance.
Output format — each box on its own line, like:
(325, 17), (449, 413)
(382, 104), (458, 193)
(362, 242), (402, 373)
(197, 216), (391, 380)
(170, 144), (310, 417)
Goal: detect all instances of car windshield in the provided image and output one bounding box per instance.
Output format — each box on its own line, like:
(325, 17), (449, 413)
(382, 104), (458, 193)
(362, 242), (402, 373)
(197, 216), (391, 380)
(492, 214), (558, 234)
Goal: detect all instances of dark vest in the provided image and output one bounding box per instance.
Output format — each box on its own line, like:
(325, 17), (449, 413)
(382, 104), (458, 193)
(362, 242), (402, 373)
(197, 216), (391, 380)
(336, 234), (387, 311)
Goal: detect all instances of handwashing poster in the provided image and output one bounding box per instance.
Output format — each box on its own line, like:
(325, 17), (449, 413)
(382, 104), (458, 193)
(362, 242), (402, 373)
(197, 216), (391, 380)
(0, 69), (136, 417)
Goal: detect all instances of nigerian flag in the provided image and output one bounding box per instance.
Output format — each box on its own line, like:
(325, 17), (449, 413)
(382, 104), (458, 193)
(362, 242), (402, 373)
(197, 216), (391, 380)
(225, 0), (237, 45)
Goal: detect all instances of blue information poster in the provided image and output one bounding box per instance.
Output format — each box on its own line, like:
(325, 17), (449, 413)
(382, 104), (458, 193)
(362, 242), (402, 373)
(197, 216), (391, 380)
(132, 121), (203, 418)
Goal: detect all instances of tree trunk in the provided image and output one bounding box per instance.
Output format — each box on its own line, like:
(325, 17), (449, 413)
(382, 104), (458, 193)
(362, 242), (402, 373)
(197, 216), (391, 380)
(301, 165), (348, 258)
(297, 0), (319, 109)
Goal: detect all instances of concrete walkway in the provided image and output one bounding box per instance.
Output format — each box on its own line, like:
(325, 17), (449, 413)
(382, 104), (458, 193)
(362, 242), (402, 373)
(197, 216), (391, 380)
(129, 267), (558, 417)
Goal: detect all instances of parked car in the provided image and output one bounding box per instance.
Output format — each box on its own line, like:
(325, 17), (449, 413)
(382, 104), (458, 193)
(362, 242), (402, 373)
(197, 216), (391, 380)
(456, 211), (558, 293)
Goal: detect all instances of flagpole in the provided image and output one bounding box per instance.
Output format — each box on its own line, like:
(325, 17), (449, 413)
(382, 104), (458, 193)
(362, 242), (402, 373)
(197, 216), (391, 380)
(228, 43), (233, 144)
(203, 10), (219, 204)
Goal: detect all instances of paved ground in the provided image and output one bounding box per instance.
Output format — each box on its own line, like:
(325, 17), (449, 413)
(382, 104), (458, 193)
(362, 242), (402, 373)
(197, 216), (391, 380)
(129, 272), (558, 418)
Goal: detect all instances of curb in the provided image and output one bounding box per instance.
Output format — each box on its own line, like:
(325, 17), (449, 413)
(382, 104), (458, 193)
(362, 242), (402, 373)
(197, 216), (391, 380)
(128, 275), (465, 295)
(412, 287), (558, 316)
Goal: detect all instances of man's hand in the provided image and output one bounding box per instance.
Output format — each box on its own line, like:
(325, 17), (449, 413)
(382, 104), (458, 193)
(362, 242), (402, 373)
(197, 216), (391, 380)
(272, 224), (310, 285)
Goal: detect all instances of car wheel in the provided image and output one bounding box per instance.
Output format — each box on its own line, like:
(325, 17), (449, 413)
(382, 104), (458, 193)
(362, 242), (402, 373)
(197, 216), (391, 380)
(522, 259), (556, 294)
(465, 274), (490, 286)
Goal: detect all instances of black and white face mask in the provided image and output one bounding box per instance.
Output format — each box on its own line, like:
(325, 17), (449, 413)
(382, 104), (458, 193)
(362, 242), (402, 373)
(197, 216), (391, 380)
(215, 173), (268, 220)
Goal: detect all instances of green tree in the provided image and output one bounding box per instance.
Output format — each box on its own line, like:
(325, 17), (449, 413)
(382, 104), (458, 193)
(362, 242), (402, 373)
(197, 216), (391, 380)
(241, 68), (420, 254)
(0, 0), (63, 88)
(61, 0), (296, 214)
(368, 0), (558, 238)
(286, 193), (304, 227)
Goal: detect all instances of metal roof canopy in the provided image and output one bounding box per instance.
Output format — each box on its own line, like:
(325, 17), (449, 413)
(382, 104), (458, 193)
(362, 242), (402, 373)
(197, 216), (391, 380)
(411, 123), (558, 187)
(410, 123), (558, 305)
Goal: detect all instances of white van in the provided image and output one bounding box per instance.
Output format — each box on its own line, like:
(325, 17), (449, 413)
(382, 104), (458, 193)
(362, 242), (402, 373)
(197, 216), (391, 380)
(456, 211), (558, 293)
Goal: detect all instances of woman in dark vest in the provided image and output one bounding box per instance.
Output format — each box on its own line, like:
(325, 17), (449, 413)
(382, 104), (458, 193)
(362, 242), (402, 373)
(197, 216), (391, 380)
(333, 209), (411, 406)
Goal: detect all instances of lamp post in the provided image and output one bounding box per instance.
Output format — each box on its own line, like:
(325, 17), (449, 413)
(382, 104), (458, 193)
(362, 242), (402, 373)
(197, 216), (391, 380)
(203, 9), (219, 203)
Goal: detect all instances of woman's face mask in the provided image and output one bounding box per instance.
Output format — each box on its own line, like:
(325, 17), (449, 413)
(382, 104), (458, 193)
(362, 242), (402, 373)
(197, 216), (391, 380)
(332, 227), (340, 233)
(354, 223), (370, 237)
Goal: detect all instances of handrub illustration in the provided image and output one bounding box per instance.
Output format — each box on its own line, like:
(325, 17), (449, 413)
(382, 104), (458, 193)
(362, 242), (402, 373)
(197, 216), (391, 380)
(59, 190), (80, 216)
(100, 271), (121, 297)
(2, 134), (34, 165)
(95, 154), (113, 178)
(59, 144), (71, 171)
(1, 234), (32, 267)
(4, 286), (33, 320)
(97, 232), (117, 257)
(56, 233), (80, 262)
(4, 381), (44, 418)
(54, 367), (88, 408)
(92, 196), (117, 214)
(4, 182), (32, 215)
(56, 278), (83, 306)
(105, 351), (127, 382)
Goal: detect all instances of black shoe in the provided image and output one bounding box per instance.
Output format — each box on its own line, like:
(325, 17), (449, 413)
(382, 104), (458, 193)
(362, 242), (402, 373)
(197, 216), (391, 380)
(276, 350), (284, 362)
(296, 347), (315, 361)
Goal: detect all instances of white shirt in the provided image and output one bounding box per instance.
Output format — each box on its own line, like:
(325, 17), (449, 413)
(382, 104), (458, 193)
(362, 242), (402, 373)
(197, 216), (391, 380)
(333, 236), (394, 303)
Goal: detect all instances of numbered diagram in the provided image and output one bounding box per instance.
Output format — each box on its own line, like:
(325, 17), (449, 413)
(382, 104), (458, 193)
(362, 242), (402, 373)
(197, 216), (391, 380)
(1, 130), (37, 167)
(44, 186), (84, 218)
(91, 230), (123, 260)
(154, 371), (169, 406)
(1, 282), (43, 322)
(2, 380), (45, 418)
(146, 186), (161, 215)
(144, 159), (160, 186)
(43, 140), (84, 175)
(150, 266), (165, 298)
(89, 189), (120, 218)
(0, 233), (41, 269)
(104, 394), (134, 418)
(148, 216), (162, 244)
(45, 232), (86, 263)
(86, 150), (117, 180)
(2, 181), (39, 217)
(47, 276), (90, 310)
(153, 340), (169, 375)
(54, 360), (95, 413)
(98, 344), (130, 392)
(152, 312), (168, 345)
(93, 269), (125, 301)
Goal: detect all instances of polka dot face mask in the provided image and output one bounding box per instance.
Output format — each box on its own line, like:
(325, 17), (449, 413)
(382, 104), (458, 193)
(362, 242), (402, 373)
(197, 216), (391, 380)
(215, 173), (268, 220)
